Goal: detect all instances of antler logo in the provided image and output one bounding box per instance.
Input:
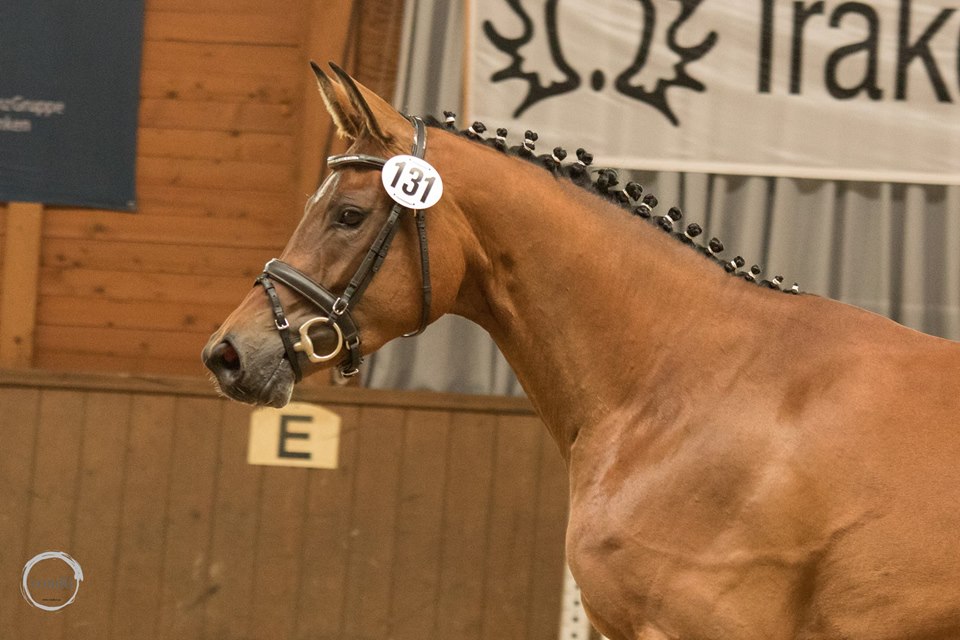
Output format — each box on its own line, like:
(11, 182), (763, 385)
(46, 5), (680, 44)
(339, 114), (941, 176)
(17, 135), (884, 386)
(483, 0), (718, 126)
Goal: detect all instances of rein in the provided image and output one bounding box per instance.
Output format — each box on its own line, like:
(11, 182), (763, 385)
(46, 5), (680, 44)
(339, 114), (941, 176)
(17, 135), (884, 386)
(255, 116), (432, 380)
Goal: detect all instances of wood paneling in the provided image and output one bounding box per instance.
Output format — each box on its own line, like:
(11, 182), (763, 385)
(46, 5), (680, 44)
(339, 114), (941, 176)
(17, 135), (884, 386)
(24, 0), (408, 376)
(1, 203), (43, 367)
(0, 372), (568, 640)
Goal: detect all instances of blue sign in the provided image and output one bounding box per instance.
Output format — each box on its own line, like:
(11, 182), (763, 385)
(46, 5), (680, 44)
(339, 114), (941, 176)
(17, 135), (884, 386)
(0, 1), (145, 210)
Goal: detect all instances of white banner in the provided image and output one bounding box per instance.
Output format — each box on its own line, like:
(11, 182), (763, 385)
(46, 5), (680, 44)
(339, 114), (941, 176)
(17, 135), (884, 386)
(467, 0), (960, 184)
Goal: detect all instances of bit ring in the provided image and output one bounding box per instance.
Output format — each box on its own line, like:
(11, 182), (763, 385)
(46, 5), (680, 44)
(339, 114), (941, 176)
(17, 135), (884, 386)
(293, 316), (344, 363)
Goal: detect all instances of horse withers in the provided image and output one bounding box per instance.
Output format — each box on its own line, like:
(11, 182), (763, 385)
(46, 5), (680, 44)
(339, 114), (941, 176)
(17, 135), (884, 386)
(203, 63), (960, 639)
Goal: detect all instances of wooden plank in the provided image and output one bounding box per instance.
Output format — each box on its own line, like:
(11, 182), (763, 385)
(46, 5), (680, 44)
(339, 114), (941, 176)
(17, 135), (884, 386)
(36, 325), (215, 362)
(142, 41), (301, 79)
(43, 210), (293, 249)
(293, 404), (360, 638)
(39, 268), (252, 305)
(63, 392), (132, 638)
(0, 202), (43, 367)
(0, 388), (40, 635)
(139, 128), (295, 164)
(202, 401), (259, 640)
(157, 397), (222, 638)
(149, 0), (301, 16)
(247, 469), (309, 639)
(0, 369), (538, 415)
(144, 11), (301, 46)
(526, 423), (570, 639)
(42, 239), (273, 278)
(296, 0), (357, 211)
(139, 99), (296, 135)
(141, 69), (298, 104)
(135, 185), (292, 220)
(388, 409), (450, 639)
(481, 414), (543, 640)
(110, 394), (177, 639)
(39, 297), (237, 334)
(138, 156), (293, 192)
(18, 390), (86, 640)
(341, 406), (406, 639)
(33, 352), (208, 378)
(354, 0), (407, 98)
(435, 412), (498, 640)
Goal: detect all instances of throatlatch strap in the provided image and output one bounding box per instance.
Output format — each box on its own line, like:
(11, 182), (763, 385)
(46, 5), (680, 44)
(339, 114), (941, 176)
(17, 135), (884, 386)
(403, 210), (431, 337)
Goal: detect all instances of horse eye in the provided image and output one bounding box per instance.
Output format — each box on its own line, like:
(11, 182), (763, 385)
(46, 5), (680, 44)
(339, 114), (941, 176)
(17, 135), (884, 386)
(337, 207), (366, 227)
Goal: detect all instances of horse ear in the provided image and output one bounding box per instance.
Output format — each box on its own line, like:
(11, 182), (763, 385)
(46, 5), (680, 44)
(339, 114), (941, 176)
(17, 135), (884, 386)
(311, 61), (361, 139)
(327, 62), (406, 145)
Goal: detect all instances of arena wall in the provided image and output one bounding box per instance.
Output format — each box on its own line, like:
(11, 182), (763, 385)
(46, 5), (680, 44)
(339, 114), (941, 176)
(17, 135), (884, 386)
(0, 371), (568, 639)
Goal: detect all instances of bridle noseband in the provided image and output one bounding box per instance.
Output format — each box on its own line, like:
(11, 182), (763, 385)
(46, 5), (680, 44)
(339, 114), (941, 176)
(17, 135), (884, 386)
(256, 116), (433, 380)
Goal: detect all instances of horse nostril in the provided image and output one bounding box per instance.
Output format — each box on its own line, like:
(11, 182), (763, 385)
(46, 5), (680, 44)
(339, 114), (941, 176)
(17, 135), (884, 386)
(205, 338), (243, 381)
(219, 341), (240, 370)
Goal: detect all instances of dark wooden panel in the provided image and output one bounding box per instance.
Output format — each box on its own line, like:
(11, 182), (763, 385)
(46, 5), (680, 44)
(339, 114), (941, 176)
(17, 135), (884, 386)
(292, 404), (360, 639)
(0, 375), (569, 640)
(248, 466), (308, 640)
(156, 397), (222, 638)
(62, 392), (132, 638)
(18, 390), (87, 639)
(111, 395), (178, 639)
(481, 415), (544, 639)
(341, 406), (406, 638)
(0, 388), (40, 634)
(203, 401), (260, 640)
(527, 424), (570, 638)
(435, 412), (498, 640)
(389, 409), (451, 639)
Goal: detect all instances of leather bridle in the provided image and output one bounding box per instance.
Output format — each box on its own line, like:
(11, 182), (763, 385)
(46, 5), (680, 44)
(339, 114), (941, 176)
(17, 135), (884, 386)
(255, 116), (432, 380)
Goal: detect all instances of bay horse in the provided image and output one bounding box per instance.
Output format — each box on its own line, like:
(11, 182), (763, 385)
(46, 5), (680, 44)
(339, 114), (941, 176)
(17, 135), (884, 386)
(203, 63), (960, 639)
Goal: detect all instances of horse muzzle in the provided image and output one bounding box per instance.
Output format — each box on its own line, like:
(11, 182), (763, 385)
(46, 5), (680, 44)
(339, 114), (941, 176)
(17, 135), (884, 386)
(202, 333), (296, 407)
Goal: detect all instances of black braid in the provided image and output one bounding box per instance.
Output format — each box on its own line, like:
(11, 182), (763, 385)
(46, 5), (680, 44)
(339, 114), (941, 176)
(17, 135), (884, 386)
(420, 114), (800, 294)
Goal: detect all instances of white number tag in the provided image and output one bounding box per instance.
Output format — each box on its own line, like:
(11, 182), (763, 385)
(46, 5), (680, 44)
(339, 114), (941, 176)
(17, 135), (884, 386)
(381, 155), (444, 210)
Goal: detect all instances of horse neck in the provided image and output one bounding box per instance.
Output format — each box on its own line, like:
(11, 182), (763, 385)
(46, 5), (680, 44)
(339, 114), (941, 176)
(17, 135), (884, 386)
(441, 143), (780, 458)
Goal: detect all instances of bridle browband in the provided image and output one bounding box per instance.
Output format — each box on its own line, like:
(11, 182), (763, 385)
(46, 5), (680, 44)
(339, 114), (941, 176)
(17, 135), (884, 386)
(256, 116), (432, 380)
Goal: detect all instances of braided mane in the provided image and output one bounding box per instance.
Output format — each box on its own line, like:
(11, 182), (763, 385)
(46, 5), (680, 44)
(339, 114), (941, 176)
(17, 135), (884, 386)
(422, 113), (799, 294)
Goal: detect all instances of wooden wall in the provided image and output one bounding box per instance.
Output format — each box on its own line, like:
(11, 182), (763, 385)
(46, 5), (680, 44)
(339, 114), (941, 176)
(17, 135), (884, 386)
(1, 0), (406, 378)
(0, 371), (569, 640)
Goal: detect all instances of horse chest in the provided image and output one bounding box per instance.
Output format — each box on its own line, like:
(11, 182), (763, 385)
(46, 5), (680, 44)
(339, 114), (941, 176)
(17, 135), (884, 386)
(563, 424), (821, 639)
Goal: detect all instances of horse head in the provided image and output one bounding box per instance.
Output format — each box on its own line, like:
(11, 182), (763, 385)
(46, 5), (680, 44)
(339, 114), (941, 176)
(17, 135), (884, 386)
(202, 63), (472, 406)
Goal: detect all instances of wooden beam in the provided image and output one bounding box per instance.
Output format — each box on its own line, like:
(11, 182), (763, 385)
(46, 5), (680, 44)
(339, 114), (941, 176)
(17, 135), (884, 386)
(0, 202), (44, 367)
(295, 0), (356, 214)
(0, 368), (537, 414)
